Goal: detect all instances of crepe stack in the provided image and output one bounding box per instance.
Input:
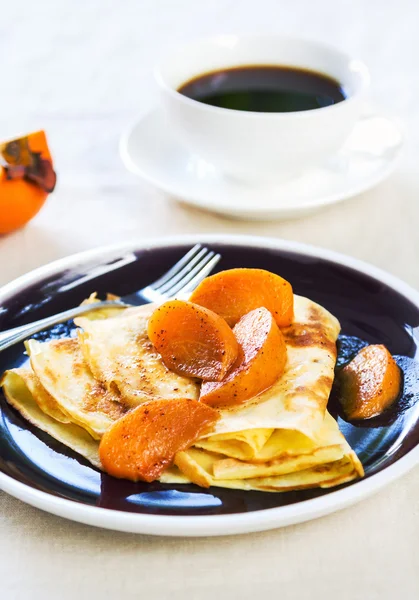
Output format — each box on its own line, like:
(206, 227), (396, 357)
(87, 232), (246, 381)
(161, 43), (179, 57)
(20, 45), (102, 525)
(1, 295), (363, 491)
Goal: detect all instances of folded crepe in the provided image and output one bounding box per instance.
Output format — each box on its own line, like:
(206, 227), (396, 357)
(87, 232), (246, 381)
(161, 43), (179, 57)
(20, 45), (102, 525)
(0, 295), (364, 492)
(74, 305), (199, 406)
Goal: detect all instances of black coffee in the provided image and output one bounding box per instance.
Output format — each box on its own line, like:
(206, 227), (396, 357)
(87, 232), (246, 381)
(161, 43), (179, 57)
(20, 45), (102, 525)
(178, 65), (346, 113)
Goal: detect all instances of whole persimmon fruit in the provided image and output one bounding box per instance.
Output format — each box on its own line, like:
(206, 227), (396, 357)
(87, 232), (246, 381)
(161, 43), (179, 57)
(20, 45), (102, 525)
(0, 167), (48, 234)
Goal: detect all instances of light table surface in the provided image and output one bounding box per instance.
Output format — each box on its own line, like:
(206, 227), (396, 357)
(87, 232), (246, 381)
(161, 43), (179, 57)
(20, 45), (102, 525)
(1, 1), (419, 598)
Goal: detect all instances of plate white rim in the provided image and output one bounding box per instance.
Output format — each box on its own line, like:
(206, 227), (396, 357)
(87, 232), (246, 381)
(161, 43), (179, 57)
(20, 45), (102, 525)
(119, 110), (403, 220)
(1, 233), (418, 537)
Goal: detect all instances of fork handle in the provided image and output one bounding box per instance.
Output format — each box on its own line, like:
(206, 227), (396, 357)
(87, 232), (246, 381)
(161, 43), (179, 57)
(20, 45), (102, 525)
(0, 300), (125, 352)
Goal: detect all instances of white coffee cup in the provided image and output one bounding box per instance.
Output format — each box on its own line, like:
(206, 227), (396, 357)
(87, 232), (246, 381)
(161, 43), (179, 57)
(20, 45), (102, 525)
(155, 34), (370, 183)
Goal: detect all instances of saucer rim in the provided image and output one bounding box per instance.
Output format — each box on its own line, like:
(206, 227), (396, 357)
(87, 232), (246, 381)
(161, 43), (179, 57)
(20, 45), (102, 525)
(120, 108), (403, 220)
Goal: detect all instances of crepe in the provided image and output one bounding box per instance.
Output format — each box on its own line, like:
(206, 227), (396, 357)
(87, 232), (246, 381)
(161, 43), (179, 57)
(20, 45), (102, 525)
(203, 295), (341, 446)
(25, 338), (127, 439)
(0, 294), (364, 492)
(1, 369), (101, 468)
(75, 305), (199, 406)
(167, 409), (363, 491)
(162, 295), (363, 490)
(9, 365), (71, 424)
(168, 452), (360, 491)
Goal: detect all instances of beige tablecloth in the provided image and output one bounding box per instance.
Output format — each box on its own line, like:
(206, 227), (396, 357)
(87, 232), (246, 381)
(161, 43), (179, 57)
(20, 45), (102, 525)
(1, 1), (419, 598)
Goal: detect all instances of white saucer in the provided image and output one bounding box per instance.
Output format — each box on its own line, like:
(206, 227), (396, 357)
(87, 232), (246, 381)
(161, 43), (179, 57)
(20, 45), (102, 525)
(120, 108), (403, 221)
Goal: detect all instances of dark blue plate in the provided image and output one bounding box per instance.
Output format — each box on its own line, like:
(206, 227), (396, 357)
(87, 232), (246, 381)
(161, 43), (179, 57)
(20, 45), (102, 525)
(1, 237), (419, 528)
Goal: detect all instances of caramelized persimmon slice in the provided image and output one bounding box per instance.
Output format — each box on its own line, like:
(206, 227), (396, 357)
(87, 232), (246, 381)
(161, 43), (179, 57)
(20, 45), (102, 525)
(338, 344), (402, 420)
(99, 398), (219, 482)
(189, 268), (293, 327)
(147, 300), (239, 381)
(200, 307), (287, 407)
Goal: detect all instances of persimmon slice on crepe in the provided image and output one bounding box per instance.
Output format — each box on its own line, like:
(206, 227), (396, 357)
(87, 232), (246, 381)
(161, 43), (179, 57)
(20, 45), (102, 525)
(148, 300), (239, 381)
(189, 268), (294, 327)
(200, 307), (287, 407)
(99, 398), (219, 482)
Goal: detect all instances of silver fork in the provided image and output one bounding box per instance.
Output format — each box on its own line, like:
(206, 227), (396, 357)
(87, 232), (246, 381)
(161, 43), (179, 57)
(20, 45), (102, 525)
(0, 244), (221, 352)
